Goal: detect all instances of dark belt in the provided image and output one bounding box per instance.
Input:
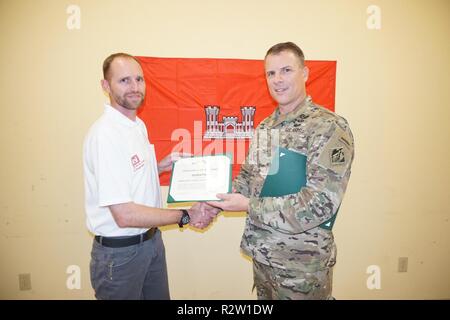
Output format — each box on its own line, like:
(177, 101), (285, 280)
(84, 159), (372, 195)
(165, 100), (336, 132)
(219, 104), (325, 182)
(95, 228), (157, 248)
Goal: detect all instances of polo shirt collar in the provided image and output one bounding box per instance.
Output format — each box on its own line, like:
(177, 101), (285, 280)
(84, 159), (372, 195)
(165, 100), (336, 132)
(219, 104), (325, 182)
(104, 104), (139, 127)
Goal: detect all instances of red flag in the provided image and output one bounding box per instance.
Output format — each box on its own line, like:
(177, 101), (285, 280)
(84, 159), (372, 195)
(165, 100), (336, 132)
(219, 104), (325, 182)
(137, 57), (336, 185)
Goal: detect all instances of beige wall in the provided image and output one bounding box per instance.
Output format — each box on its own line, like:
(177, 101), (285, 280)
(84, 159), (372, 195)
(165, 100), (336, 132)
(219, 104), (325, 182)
(0, 0), (449, 299)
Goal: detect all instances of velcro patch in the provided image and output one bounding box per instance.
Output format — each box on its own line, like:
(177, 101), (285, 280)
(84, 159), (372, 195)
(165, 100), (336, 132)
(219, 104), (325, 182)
(331, 147), (345, 165)
(315, 124), (353, 177)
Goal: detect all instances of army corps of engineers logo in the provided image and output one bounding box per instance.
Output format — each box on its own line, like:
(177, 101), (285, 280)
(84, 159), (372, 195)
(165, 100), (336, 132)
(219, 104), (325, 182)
(203, 105), (256, 139)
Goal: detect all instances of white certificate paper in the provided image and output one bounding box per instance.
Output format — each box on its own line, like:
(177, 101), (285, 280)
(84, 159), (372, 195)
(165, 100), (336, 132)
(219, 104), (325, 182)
(167, 154), (232, 203)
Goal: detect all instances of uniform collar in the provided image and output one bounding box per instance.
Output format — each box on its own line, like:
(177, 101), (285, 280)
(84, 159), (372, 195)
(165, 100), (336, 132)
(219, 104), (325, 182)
(104, 104), (139, 128)
(267, 95), (313, 128)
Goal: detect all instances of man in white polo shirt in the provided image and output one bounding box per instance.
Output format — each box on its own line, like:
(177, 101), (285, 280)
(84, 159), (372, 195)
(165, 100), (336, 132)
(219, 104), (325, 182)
(83, 53), (219, 300)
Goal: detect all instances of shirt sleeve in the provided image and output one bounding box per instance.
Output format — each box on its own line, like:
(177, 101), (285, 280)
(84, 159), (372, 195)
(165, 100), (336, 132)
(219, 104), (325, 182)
(233, 156), (252, 197)
(91, 128), (133, 207)
(248, 119), (354, 234)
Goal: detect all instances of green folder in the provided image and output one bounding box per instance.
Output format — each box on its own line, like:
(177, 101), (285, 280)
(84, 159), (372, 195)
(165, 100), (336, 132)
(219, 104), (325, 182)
(260, 147), (307, 197)
(260, 147), (338, 230)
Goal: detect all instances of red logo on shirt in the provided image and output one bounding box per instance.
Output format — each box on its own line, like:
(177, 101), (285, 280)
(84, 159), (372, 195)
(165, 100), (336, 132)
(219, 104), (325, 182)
(131, 154), (144, 171)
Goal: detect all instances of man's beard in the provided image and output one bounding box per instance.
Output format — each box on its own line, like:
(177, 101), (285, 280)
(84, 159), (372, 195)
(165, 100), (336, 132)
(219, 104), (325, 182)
(115, 92), (144, 110)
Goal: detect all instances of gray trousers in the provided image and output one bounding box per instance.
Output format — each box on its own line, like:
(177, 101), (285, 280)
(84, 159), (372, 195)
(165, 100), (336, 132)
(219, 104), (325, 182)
(90, 229), (170, 300)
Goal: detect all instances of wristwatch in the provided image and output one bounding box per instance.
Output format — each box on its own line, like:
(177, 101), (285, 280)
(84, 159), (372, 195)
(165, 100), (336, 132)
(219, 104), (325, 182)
(178, 209), (190, 228)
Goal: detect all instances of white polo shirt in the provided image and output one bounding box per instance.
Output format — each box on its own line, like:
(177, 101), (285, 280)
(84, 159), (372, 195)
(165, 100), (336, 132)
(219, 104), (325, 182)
(83, 104), (162, 236)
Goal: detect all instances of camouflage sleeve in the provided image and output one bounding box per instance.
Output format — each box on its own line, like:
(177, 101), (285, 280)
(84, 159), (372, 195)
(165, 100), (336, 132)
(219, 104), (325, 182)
(232, 153), (252, 197)
(248, 119), (354, 234)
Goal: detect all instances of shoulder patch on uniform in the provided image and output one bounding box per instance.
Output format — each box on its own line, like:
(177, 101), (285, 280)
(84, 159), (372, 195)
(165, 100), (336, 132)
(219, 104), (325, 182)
(314, 123), (353, 177)
(330, 147), (345, 165)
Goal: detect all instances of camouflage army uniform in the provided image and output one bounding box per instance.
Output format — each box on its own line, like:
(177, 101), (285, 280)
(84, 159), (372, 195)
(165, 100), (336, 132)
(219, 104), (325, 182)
(234, 96), (354, 300)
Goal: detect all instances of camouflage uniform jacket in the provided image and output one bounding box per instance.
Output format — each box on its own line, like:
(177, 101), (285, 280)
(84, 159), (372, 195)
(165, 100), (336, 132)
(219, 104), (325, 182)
(234, 96), (354, 272)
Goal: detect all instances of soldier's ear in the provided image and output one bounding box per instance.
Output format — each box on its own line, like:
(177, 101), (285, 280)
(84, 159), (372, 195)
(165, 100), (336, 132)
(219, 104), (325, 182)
(302, 66), (309, 82)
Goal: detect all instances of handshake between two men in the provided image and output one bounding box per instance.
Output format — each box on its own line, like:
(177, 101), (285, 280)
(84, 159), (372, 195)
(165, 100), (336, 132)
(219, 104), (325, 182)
(188, 192), (250, 229)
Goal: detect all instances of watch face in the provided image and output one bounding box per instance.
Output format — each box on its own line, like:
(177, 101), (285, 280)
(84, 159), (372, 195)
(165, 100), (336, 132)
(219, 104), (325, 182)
(182, 213), (190, 225)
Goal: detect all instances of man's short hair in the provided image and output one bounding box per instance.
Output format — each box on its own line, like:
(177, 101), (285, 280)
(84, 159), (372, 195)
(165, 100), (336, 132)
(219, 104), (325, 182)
(265, 42), (305, 66)
(102, 53), (141, 80)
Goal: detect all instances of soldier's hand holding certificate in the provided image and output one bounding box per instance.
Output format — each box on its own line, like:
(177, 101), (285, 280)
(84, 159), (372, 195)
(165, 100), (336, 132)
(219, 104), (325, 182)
(167, 154), (232, 203)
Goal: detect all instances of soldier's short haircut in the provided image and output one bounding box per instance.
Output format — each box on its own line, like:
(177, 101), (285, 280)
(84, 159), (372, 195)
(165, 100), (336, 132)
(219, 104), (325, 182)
(102, 53), (141, 80)
(265, 42), (305, 66)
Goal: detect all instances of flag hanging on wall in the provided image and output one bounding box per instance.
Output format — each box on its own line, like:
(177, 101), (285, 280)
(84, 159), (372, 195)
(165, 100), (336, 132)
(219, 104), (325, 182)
(136, 56), (336, 185)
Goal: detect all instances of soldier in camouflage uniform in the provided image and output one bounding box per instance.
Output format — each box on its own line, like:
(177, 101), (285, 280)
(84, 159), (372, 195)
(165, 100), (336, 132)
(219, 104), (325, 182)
(208, 42), (354, 300)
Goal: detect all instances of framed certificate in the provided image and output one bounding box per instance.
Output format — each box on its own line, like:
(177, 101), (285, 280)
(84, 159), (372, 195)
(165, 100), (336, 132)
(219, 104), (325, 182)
(167, 154), (232, 203)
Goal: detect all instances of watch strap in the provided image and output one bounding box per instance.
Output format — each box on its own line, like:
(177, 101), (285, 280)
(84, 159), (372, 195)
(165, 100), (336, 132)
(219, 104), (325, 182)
(178, 209), (190, 228)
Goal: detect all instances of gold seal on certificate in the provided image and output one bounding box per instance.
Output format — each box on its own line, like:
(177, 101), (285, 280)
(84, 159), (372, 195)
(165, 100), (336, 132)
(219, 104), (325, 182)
(167, 154), (232, 203)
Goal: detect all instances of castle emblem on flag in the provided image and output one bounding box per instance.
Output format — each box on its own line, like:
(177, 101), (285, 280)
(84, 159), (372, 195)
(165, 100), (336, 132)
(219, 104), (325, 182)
(203, 105), (256, 139)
